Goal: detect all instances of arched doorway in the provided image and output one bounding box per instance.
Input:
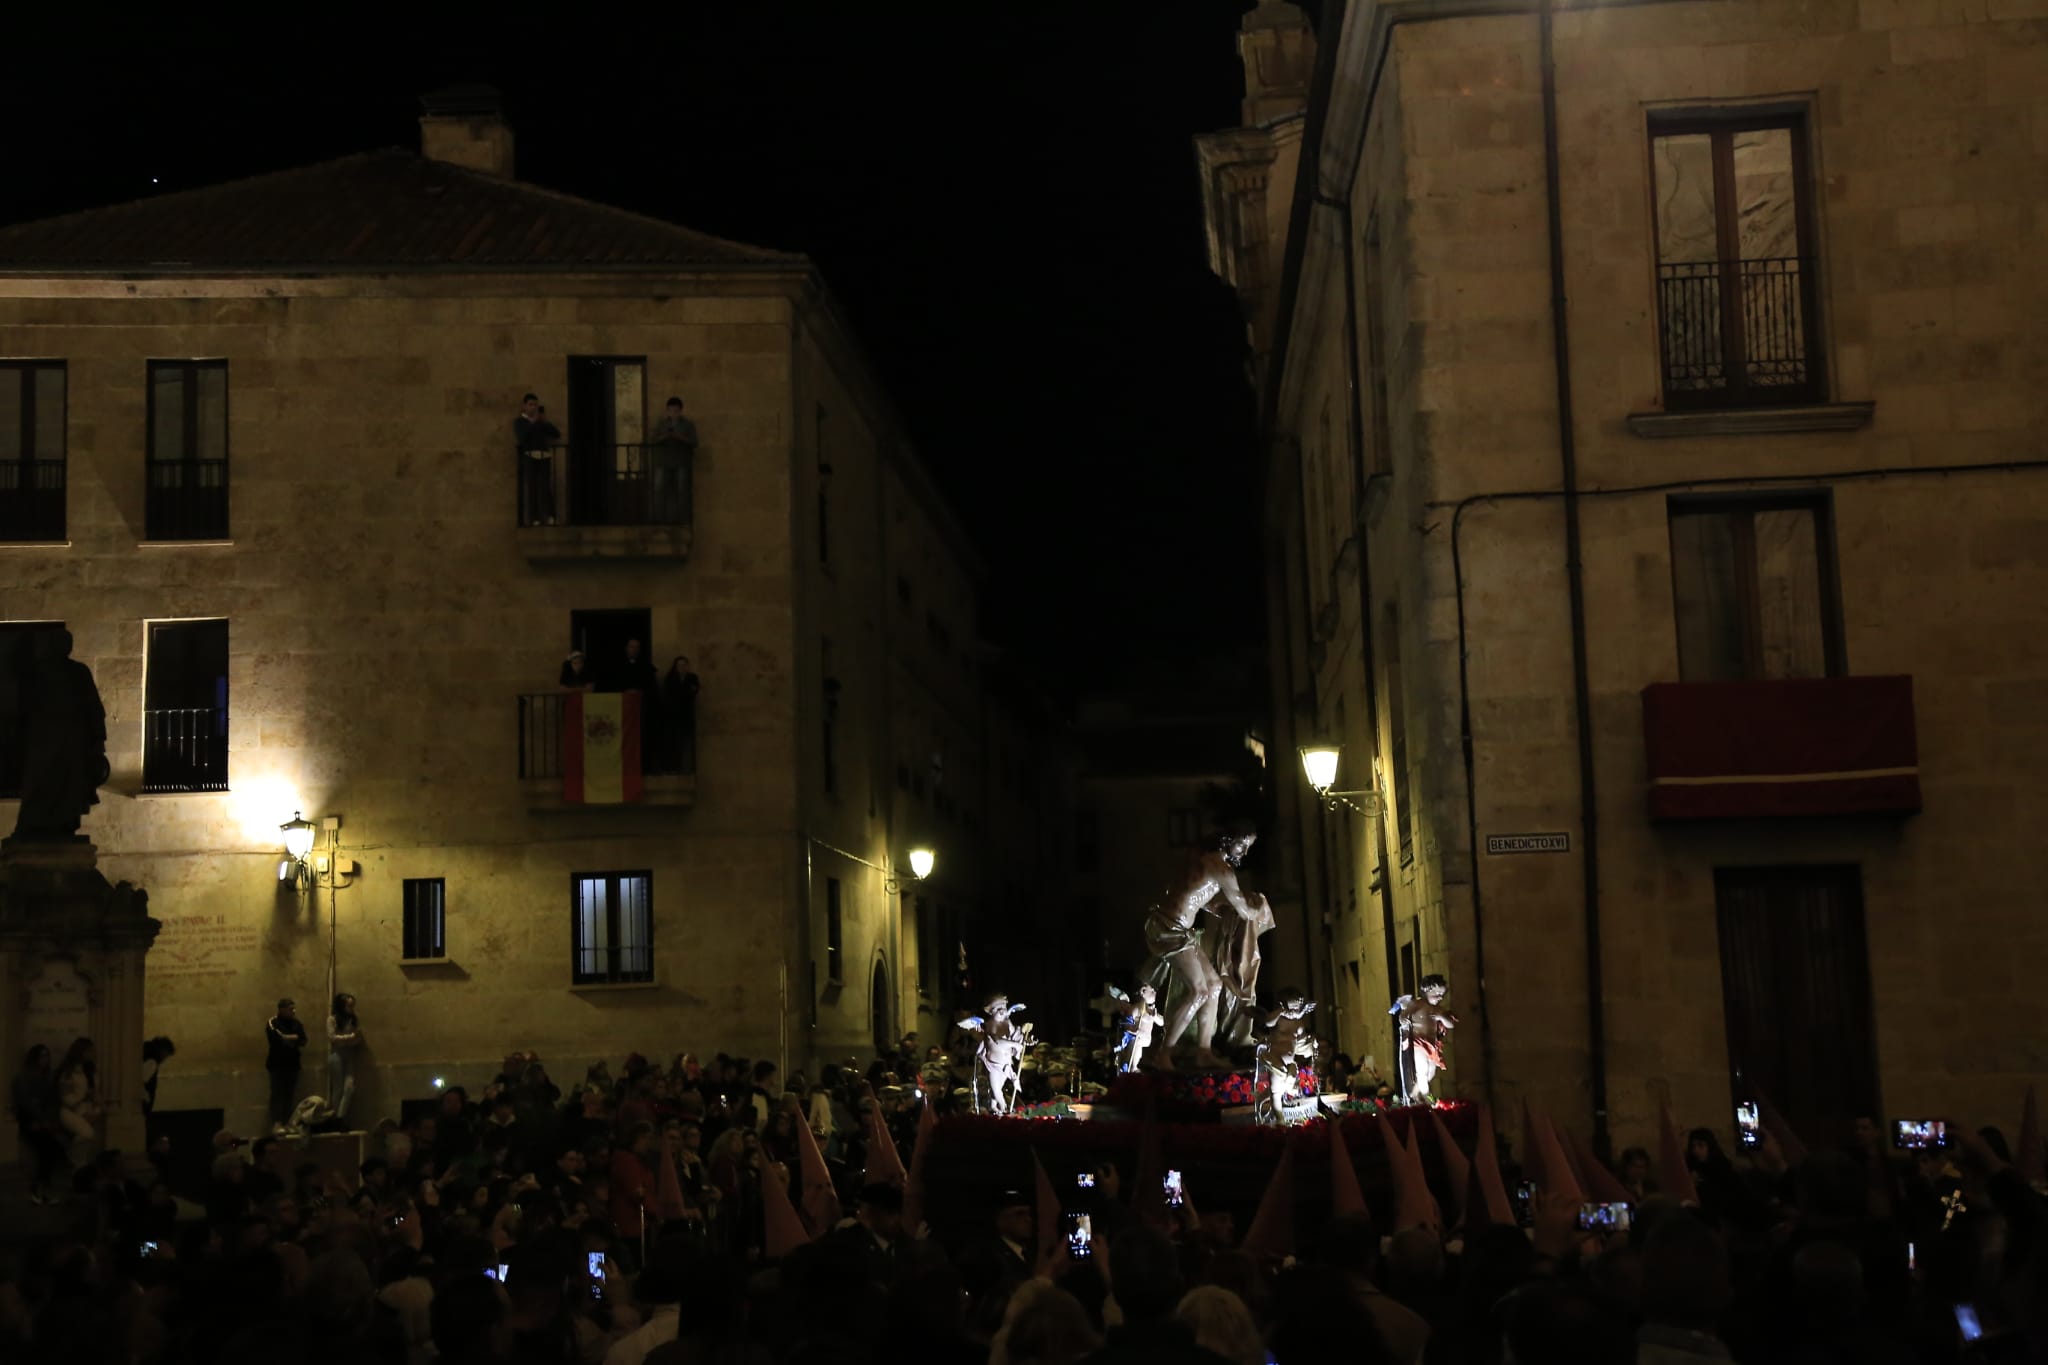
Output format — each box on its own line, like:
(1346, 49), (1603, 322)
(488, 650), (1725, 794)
(870, 958), (892, 1057)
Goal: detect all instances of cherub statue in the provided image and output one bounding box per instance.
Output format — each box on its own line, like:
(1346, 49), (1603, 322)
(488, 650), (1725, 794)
(1253, 990), (1318, 1125)
(1389, 973), (1456, 1105)
(1108, 984), (1167, 1073)
(958, 995), (1033, 1116)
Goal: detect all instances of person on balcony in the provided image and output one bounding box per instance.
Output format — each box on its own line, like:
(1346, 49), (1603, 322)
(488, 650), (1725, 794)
(649, 396), (697, 523)
(515, 393), (561, 526)
(559, 650), (594, 691)
(662, 655), (699, 773)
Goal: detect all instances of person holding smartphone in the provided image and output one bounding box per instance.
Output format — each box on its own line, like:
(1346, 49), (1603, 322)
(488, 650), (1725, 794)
(325, 993), (361, 1123)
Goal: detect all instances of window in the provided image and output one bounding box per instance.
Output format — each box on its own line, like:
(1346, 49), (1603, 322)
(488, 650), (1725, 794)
(143, 619), (229, 792)
(825, 877), (844, 983)
(146, 360), (229, 539)
(1650, 109), (1823, 409)
(402, 879), (446, 961)
(1167, 809), (1203, 847)
(821, 640), (839, 796)
(1669, 496), (1841, 681)
(1715, 865), (1879, 1142)
(0, 362), (65, 542)
(815, 403), (831, 564)
(571, 871), (653, 984)
(1384, 605), (1414, 865)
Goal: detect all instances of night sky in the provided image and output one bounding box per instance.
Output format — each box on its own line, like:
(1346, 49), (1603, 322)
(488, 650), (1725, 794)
(6, 3), (1266, 704)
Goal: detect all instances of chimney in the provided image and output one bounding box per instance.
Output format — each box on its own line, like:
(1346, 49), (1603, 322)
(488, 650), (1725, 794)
(419, 85), (515, 178)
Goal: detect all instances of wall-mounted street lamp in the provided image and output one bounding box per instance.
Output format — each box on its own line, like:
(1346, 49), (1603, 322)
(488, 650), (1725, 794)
(1298, 745), (1383, 817)
(279, 811), (317, 888)
(887, 846), (936, 893)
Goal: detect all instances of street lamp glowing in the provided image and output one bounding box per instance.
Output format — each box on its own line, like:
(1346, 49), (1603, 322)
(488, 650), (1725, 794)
(908, 847), (936, 881)
(1299, 746), (1341, 794)
(281, 811), (317, 862)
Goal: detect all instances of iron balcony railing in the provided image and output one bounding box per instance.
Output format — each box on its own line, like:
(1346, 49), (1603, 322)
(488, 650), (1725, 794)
(517, 691), (697, 781)
(146, 460), (230, 541)
(0, 460), (66, 541)
(1655, 256), (1822, 409)
(142, 707), (229, 793)
(515, 442), (693, 530)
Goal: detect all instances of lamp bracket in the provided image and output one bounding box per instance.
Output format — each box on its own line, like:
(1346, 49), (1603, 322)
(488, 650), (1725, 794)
(1317, 788), (1384, 817)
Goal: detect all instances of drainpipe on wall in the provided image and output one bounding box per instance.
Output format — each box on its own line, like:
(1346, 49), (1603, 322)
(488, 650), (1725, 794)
(1537, 0), (1610, 1159)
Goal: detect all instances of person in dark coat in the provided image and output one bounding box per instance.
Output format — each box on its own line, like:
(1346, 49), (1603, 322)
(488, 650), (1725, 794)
(661, 656), (699, 774)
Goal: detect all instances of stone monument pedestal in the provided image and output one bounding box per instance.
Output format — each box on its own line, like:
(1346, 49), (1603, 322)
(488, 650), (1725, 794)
(0, 836), (160, 1169)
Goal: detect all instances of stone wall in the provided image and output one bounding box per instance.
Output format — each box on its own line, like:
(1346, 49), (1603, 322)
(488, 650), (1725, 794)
(0, 276), (831, 1132)
(1260, 0), (2048, 1150)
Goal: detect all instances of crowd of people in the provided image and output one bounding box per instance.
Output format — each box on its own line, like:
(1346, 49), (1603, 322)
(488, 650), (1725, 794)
(6, 1027), (2045, 1364)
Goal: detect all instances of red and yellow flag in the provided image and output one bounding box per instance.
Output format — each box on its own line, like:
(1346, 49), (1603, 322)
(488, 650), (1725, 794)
(562, 691), (642, 804)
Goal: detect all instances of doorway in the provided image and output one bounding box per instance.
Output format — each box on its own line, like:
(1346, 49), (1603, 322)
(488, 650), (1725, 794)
(566, 357), (645, 523)
(569, 609), (652, 693)
(1715, 865), (1881, 1147)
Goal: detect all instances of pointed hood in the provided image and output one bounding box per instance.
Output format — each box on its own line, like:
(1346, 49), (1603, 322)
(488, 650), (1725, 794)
(1383, 1115), (1440, 1231)
(1755, 1088), (1809, 1166)
(795, 1109), (842, 1235)
(1328, 1119), (1371, 1218)
(1468, 1102), (1516, 1229)
(865, 1106), (908, 1187)
(1426, 1106), (1471, 1225)
(901, 1097), (939, 1234)
(1568, 1128), (1633, 1205)
(1531, 1108), (1584, 1202)
(1240, 1137), (1298, 1258)
(764, 1167), (815, 1258)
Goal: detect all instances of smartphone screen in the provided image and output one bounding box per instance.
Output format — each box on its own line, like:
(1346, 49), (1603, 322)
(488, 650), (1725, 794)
(1575, 1201), (1632, 1232)
(1954, 1303), (1982, 1343)
(1894, 1119), (1948, 1150)
(587, 1251), (607, 1300)
(496, 1263), (511, 1282)
(1514, 1181), (1537, 1227)
(1065, 1212), (1094, 1258)
(1163, 1169), (1184, 1207)
(1735, 1101), (1761, 1150)
(1075, 1172), (1095, 1189)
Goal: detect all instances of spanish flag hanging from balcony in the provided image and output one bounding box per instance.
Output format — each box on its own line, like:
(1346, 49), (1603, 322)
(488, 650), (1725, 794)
(562, 691), (642, 804)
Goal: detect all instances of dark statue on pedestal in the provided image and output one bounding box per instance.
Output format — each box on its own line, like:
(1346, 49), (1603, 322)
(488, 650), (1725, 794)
(10, 630), (108, 840)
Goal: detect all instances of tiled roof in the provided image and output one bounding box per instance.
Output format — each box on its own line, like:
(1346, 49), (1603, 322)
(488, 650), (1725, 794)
(0, 150), (803, 273)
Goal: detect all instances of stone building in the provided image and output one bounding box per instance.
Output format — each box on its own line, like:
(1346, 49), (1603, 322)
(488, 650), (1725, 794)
(1203, 0), (2048, 1150)
(0, 96), (989, 1140)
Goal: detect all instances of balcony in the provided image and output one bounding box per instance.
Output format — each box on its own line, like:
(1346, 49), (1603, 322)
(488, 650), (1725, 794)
(515, 443), (693, 562)
(1641, 676), (1920, 821)
(0, 460), (66, 542)
(517, 691), (695, 812)
(1655, 256), (1823, 411)
(142, 707), (230, 794)
(146, 460), (230, 541)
